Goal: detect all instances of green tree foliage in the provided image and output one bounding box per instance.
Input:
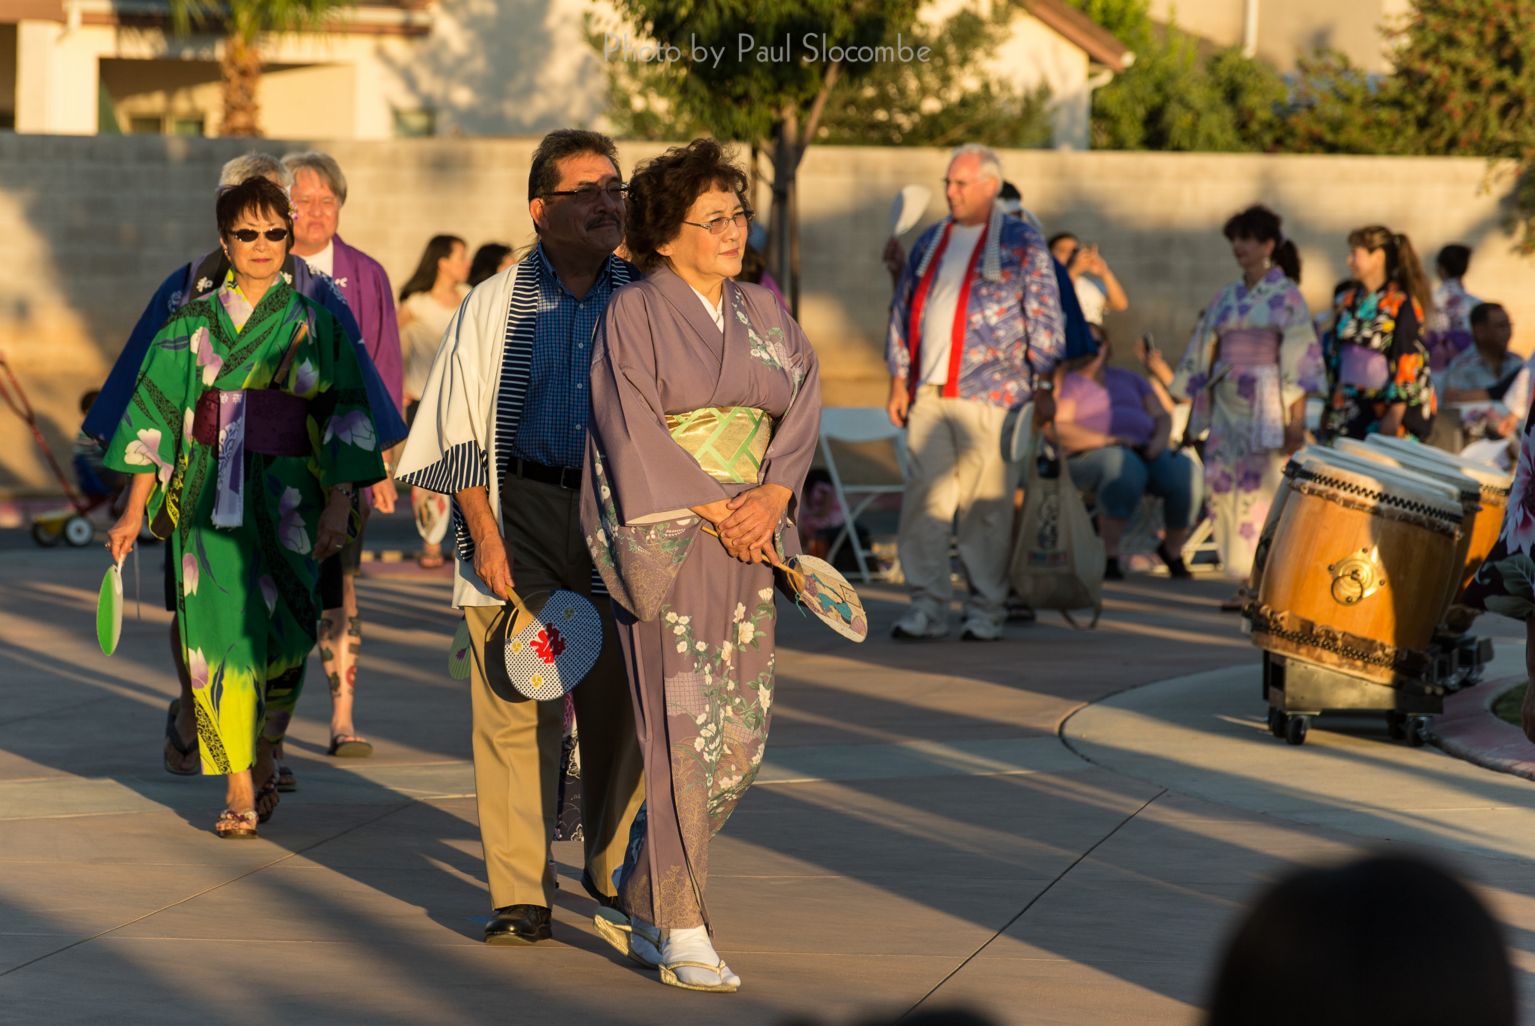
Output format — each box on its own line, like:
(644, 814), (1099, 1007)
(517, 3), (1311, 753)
(1281, 49), (1402, 155)
(168, 1), (353, 136)
(1389, 0), (1535, 158)
(814, 9), (1053, 149)
(1090, 34), (1282, 152)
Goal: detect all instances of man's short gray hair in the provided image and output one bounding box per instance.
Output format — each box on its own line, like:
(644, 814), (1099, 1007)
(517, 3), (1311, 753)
(281, 150), (348, 205)
(219, 152), (290, 191)
(949, 143), (1003, 183)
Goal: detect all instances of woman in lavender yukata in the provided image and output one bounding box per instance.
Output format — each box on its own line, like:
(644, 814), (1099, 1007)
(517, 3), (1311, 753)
(581, 139), (821, 993)
(1172, 206), (1324, 609)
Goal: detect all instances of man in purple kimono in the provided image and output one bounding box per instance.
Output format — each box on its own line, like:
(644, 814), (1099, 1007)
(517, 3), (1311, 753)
(886, 143), (1065, 642)
(282, 150), (406, 761)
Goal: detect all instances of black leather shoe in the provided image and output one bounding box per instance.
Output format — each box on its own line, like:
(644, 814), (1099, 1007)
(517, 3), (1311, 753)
(484, 904), (552, 945)
(581, 869), (622, 911)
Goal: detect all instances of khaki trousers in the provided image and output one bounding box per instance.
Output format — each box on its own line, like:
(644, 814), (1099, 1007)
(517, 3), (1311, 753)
(897, 389), (1018, 624)
(465, 473), (645, 910)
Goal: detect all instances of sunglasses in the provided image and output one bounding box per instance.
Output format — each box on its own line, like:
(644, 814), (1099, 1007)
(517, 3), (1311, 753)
(229, 227), (291, 243)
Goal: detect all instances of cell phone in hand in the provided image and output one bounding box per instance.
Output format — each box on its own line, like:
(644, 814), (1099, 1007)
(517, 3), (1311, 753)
(1139, 332), (1159, 358)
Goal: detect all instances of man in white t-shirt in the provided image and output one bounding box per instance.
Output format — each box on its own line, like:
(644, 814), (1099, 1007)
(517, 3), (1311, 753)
(1048, 232), (1129, 327)
(885, 144), (1066, 641)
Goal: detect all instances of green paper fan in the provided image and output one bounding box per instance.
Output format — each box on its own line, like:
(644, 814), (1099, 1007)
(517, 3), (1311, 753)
(97, 563), (123, 656)
(448, 618), (472, 680)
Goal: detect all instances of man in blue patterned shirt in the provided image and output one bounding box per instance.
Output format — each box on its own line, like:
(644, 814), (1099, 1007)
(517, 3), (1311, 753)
(885, 144), (1066, 643)
(397, 130), (643, 946)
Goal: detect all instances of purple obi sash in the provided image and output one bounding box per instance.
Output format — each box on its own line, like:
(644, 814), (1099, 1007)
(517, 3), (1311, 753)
(1215, 328), (1279, 369)
(1337, 343), (1391, 391)
(1215, 329), (1284, 450)
(192, 388), (310, 457)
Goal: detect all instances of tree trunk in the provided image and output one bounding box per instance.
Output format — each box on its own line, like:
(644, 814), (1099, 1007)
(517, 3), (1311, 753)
(220, 34), (262, 137)
(767, 62), (841, 315)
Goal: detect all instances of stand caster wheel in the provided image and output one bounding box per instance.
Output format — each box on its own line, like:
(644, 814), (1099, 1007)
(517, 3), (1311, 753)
(1407, 716), (1430, 748)
(1387, 711), (1407, 741)
(1285, 715), (1310, 746)
(1267, 708), (1287, 738)
(30, 522), (62, 547)
(63, 515), (94, 547)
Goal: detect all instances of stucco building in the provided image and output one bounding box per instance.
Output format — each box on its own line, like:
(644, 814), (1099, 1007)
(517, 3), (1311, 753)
(1, 0), (1132, 148)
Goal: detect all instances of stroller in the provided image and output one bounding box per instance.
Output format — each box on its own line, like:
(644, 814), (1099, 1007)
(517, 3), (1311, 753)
(0, 352), (117, 547)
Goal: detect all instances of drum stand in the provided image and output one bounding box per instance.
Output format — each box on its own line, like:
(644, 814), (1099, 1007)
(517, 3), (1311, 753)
(1262, 632), (1494, 747)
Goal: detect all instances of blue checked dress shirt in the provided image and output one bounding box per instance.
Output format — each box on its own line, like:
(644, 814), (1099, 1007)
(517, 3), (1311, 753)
(510, 244), (622, 469)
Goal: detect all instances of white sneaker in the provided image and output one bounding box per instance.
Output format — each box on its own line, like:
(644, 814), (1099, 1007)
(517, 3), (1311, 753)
(891, 606), (948, 641)
(959, 616), (1003, 642)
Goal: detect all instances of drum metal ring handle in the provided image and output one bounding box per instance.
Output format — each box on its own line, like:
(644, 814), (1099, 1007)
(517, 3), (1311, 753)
(1328, 549), (1385, 606)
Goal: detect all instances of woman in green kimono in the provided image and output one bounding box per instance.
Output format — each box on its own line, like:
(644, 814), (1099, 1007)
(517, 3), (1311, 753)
(105, 177), (385, 838)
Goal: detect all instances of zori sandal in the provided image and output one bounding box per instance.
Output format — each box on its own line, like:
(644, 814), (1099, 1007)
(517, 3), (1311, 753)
(163, 699), (199, 776)
(658, 959), (740, 993)
(214, 809), (258, 839)
(592, 907), (662, 969)
(326, 734), (374, 758)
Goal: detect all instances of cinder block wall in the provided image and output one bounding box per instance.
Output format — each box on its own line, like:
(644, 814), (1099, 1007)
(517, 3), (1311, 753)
(0, 134), (1526, 490)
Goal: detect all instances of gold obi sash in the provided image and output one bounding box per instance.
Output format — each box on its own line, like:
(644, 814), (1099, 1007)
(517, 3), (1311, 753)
(666, 406), (772, 484)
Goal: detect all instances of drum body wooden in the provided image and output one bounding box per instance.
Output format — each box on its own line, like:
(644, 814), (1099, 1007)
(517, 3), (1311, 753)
(1363, 435), (1512, 601)
(1328, 438), (1479, 614)
(1248, 452), (1463, 685)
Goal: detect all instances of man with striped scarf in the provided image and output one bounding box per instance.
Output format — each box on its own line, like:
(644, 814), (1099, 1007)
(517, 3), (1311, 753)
(397, 129), (644, 946)
(885, 143), (1067, 642)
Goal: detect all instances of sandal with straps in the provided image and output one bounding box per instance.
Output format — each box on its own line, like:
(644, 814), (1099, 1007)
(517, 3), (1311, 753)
(255, 777), (280, 825)
(163, 699), (199, 776)
(658, 959), (740, 993)
(214, 809), (258, 839)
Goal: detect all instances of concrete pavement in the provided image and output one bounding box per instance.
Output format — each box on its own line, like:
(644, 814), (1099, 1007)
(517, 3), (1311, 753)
(3, 532), (1535, 1025)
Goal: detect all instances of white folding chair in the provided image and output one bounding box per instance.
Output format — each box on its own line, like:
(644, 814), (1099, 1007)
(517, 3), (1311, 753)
(818, 407), (908, 582)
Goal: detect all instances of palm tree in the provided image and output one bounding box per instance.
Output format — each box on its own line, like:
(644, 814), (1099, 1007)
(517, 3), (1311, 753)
(168, 1), (355, 137)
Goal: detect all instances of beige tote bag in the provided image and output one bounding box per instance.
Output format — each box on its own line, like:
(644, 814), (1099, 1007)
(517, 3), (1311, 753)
(1008, 432), (1106, 628)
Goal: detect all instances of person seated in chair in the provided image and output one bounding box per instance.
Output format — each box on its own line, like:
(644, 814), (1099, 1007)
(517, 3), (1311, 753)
(1440, 302), (1525, 446)
(1050, 331), (1202, 580)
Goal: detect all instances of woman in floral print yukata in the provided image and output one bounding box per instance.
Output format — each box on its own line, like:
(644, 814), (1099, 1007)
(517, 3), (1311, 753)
(581, 139), (820, 993)
(1172, 205), (1324, 610)
(1320, 225), (1438, 442)
(104, 177), (384, 839)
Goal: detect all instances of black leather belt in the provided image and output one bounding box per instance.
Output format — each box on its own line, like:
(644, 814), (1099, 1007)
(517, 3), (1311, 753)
(510, 457), (582, 490)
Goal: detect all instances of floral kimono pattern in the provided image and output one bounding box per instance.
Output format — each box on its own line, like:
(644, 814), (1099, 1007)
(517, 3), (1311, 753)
(1425, 278), (1481, 372)
(104, 277), (383, 775)
(1172, 267), (1323, 581)
(581, 268), (821, 931)
(1322, 282), (1436, 441)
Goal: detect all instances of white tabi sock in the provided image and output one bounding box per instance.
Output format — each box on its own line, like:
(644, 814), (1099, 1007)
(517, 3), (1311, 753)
(661, 924), (740, 988)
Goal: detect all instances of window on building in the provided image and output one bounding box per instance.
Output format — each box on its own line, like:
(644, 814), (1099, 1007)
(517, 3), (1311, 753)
(393, 108), (435, 138)
(127, 114), (206, 136)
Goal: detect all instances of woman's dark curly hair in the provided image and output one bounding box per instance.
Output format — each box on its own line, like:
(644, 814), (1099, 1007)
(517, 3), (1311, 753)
(624, 138), (750, 274)
(216, 176), (294, 244)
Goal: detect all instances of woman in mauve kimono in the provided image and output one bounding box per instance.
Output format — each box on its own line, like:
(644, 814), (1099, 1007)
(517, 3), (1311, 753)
(581, 139), (820, 993)
(1172, 206), (1323, 608)
(103, 178), (384, 838)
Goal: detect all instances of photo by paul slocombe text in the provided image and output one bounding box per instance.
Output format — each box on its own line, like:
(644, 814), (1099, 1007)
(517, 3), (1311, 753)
(603, 32), (931, 68)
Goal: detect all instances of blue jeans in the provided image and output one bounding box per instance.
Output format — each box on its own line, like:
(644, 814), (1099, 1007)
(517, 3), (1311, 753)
(1067, 446), (1201, 528)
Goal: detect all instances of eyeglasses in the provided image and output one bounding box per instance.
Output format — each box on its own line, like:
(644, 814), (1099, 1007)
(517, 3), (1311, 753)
(229, 227), (290, 243)
(681, 210), (753, 236)
(544, 183), (628, 202)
